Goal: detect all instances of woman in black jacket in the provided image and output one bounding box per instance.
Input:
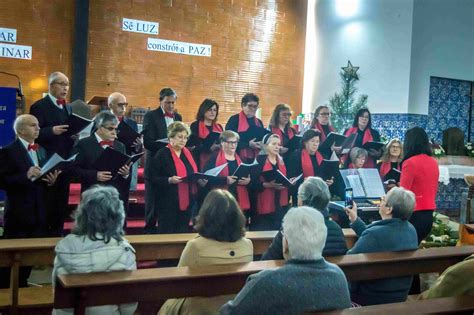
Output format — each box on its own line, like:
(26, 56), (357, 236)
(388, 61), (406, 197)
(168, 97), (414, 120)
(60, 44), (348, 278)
(261, 176), (347, 259)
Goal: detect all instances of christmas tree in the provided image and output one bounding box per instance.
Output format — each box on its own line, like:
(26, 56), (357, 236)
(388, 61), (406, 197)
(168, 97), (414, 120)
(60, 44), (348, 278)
(329, 61), (368, 132)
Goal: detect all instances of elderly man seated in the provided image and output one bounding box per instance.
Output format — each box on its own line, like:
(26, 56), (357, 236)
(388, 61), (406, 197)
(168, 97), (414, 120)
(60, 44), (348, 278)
(345, 187), (419, 305)
(220, 206), (351, 314)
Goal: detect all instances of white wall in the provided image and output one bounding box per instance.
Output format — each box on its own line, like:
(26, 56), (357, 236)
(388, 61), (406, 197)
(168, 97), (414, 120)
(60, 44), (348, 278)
(304, 0), (414, 114)
(408, 0), (474, 114)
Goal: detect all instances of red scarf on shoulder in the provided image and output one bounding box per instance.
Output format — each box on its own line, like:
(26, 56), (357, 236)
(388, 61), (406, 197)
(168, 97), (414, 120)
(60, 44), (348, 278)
(379, 161), (400, 178)
(257, 156), (289, 215)
(167, 144), (198, 211)
(271, 126), (295, 143)
(237, 111), (262, 161)
(344, 127), (375, 168)
(314, 121), (335, 142)
(215, 150), (250, 210)
(301, 149), (323, 178)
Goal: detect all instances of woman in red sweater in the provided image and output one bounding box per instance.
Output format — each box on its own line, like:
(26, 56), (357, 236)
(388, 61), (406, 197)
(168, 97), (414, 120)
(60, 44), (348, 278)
(400, 127), (439, 243)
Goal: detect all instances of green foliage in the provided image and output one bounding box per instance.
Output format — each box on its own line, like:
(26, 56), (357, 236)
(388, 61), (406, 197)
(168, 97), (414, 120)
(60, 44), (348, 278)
(420, 214), (458, 248)
(330, 70), (368, 132)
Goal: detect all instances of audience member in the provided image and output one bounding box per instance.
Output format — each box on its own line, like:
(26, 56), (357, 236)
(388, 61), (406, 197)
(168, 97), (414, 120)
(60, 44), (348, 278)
(220, 206), (351, 314)
(159, 189), (253, 315)
(345, 187), (418, 305)
(262, 176), (347, 260)
(52, 185), (137, 315)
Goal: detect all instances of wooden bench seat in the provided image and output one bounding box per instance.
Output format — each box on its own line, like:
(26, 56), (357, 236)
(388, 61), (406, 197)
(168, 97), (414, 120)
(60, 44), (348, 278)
(53, 246), (474, 315)
(0, 285), (53, 309)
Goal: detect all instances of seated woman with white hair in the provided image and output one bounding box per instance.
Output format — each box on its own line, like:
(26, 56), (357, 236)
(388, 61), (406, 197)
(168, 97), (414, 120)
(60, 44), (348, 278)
(345, 187), (418, 306)
(52, 185), (137, 315)
(220, 206), (351, 314)
(261, 176), (347, 260)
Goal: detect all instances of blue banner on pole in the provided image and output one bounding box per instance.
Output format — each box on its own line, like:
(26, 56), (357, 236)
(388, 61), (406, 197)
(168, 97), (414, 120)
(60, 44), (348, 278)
(0, 87), (17, 202)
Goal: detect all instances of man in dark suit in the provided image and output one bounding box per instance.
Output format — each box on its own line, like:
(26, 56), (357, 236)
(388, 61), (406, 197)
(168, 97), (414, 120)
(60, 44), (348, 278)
(0, 114), (60, 288)
(73, 111), (130, 206)
(143, 87), (182, 233)
(30, 71), (74, 236)
(107, 92), (143, 221)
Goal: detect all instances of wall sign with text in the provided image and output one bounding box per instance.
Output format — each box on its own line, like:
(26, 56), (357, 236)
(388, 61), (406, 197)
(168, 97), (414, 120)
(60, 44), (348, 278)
(0, 27), (17, 43)
(0, 43), (32, 60)
(147, 38), (211, 57)
(122, 18), (159, 35)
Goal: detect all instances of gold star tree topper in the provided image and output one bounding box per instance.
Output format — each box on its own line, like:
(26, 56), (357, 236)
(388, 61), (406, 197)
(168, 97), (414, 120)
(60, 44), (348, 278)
(341, 60), (360, 78)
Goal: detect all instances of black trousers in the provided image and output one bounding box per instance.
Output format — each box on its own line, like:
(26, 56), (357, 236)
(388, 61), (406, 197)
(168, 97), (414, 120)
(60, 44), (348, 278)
(45, 174), (70, 236)
(144, 179), (158, 233)
(157, 206), (192, 234)
(409, 210), (434, 244)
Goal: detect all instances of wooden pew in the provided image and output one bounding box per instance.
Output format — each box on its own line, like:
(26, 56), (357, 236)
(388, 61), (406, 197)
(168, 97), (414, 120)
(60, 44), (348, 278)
(0, 229), (356, 315)
(314, 296), (474, 314)
(53, 246), (474, 315)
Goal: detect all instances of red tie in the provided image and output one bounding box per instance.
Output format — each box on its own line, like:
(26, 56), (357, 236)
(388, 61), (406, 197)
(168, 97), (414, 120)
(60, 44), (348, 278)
(118, 116), (123, 122)
(56, 99), (66, 109)
(99, 140), (114, 147)
(164, 112), (174, 118)
(28, 143), (39, 151)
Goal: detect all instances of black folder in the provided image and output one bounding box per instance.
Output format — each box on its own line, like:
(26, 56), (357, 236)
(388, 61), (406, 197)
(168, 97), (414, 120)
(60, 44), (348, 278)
(239, 126), (271, 143)
(232, 161), (259, 179)
(321, 159), (340, 180)
(117, 120), (141, 148)
(63, 113), (93, 137)
(261, 169), (303, 187)
(383, 168), (401, 183)
(285, 134), (302, 151)
(33, 153), (77, 181)
(319, 132), (346, 152)
(363, 141), (385, 152)
(341, 133), (357, 154)
(92, 147), (143, 176)
(201, 132), (221, 149)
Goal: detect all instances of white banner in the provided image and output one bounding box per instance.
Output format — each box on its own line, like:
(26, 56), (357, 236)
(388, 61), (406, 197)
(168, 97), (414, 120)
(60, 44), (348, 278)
(147, 38), (211, 57)
(122, 18), (159, 35)
(0, 43), (32, 60)
(0, 27), (17, 43)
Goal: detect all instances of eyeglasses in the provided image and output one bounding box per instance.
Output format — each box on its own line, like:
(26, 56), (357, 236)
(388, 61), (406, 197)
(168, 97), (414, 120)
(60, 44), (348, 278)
(53, 81), (69, 87)
(244, 104), (259, 109)
(319, 112), (331, 116)
(101, 126), (119, 133)
(224, 140), (238, 145)
(281, 112), (292, 117)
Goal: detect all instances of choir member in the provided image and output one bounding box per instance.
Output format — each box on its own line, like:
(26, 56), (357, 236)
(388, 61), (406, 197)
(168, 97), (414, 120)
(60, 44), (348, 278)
(343, 108), (381, 168)
(251, 134), (292, 231)
(287, 129), (333, 204)
(72, 111), (131, 207)
(148, 122), (199, 234)
(143, 88), (182, 234)
(225, 93), (264, 163)
(268, 103), (297, 160)
(108, 92), (143, 218)
(310, 105), (337, 158)
(30, 71), (74, 236)
(0, 115), (61, 288)
(400, 127), (439, 244)
(347, 147), (368, 169)
(190, 98), (223, 170)
(378, 139), (402, 190)
(203, 131), (251, 212)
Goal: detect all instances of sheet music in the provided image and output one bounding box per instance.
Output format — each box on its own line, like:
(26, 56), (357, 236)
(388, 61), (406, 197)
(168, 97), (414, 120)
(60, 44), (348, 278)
(290, 173), (303, 184)
(78, 122), (94, 139)
(33, 153), (77, 181)
(156, 138), (169, 144)
(204, 163), (228, 176)
(357, 168), (385, 198)
(240, 159), (258, 167)
(346, 175), (365, 197)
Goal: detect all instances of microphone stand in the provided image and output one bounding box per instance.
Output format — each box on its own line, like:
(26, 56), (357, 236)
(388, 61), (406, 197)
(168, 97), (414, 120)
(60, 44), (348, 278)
(0, 71), (26, 113)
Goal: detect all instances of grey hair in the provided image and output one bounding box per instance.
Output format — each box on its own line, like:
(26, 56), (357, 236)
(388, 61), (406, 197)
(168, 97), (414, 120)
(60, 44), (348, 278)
(72, 185), (125, 243)
(282, 206), (327, 260)
(349, 147), (368, 164)
(298, 177), (331, 210)
(259, 133), (280, 155)
(95, 111), (118, 129)
(13, 114), (32, 135)
(220, 130), (240, 143)
(48, 71), (67, 86)
(108, 92), (125, 106)
(385, 187), (415, 220)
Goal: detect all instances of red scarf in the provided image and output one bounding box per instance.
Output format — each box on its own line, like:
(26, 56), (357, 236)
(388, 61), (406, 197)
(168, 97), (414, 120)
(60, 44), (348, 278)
(271, 126), (295, 143)
(344, 127), (375, 168)
(198, 121), (223, 169)
(379, 161), (400, 178)
(257, 157), (289, 215)
(198, 121), (223, 139)
(301, 149), (323, 178)
(237, 111), (262, 161)
(215, 150), (250, 210)
(314, 121), (335, 142)
(167, 144), (198, 211)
